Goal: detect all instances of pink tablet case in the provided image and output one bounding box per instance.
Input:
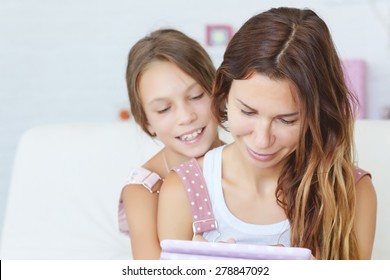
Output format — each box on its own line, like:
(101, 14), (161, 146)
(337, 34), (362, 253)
(160, 240), (312, 260)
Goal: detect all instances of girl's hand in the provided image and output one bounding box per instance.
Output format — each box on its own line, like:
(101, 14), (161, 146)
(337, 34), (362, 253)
(272, 244), (315, 259)
(192, 234), (208, 242)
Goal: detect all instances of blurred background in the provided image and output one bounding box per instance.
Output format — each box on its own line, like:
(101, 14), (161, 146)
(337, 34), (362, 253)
(1, 0), (389, 238)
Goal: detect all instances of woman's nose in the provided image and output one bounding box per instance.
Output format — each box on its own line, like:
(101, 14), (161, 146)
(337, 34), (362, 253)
(254, 120), (274, 148)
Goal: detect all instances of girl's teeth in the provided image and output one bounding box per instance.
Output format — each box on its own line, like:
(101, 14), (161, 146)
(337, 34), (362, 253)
(180, 129), (202, 141)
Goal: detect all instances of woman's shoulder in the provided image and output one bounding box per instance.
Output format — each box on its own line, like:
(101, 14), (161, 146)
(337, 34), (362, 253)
(353, 167), (371, 183)
(353, 166), (376, 208)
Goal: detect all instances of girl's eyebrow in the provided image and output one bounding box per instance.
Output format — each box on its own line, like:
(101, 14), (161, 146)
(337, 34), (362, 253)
(147, 97), (167, 106)
(148, 82), (199, 106)
(236, 98), (299, 117)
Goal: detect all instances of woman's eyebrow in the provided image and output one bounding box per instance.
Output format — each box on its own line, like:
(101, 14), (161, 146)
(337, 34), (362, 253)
(277, 112), (299, 117)
(236, 98), (299, 117)
(236, 98), (257, 111)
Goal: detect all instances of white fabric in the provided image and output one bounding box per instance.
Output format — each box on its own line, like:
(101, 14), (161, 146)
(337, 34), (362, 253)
(202, 146), (291, 246)
(354, 120), (390, 260)
(0, 121), (163, 259)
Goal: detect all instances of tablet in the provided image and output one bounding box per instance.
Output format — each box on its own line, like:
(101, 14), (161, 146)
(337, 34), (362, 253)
(160, 240), (312, 260)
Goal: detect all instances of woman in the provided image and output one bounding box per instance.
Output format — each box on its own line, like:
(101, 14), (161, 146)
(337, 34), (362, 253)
(158, 8), (377, 259)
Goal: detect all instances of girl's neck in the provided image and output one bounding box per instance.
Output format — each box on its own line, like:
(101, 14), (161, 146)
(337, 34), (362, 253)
(162, 149), (171, 173)
(161, 148), (190, 175)
(162, 137), (224, 174)
(212, 137), (224, 149)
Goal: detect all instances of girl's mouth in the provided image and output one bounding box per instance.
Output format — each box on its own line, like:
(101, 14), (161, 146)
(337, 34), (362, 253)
(178, 128), (204, 142)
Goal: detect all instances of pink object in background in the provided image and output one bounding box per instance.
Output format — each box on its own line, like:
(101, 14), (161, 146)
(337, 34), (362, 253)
(341, 59), (367, 119)
(206, 25), (234, 47)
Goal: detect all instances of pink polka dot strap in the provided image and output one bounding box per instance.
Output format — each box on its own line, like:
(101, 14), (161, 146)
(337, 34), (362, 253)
(172, 158), (217, 236)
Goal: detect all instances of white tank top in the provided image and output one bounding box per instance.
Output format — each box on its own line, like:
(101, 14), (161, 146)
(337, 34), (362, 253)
(202, 145), (291, 246)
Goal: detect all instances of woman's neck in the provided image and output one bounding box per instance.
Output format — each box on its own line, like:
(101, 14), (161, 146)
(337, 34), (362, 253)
(223, 143), (283, 193)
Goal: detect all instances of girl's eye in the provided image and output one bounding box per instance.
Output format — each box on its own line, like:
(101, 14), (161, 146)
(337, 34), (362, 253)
(191, 92), (204, 100)
(157, 107), (170, 114)
(241, 109), (256, 116)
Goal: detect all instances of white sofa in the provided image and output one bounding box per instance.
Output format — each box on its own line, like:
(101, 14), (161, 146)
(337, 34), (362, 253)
(0, 121), (163, 259)
(0, 120), (388, 259)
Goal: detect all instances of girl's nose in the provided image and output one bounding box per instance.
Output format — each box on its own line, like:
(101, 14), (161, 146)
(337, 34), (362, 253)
(177, 102), (197, 125)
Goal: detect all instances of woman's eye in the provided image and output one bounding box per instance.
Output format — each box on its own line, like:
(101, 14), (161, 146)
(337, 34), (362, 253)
(157, 107), (170, 114)
(191, 92), (204, 100)
(241, 109), (256, 116)
(280, 118), (296, 125)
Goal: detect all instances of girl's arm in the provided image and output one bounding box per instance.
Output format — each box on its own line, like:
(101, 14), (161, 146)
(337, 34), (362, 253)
(157, 171), (194, 242)
(354, 175), (377, 259)
(122, 184), (160, 259)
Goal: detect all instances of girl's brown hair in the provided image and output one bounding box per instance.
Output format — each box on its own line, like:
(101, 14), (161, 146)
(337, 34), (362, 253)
(126, 29), (215, 136)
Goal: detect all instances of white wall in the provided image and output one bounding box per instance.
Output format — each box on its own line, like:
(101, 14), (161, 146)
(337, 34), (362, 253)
(1, 0), (389, 235)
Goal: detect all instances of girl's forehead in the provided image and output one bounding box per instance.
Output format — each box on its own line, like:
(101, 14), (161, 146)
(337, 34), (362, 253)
(139, 61), (197, 101)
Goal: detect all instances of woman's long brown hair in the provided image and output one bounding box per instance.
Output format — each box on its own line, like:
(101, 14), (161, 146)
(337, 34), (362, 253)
(212, 7), (359, 259)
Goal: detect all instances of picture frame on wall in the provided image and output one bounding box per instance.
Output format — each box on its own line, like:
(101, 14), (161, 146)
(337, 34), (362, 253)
(206, 24), (234, 47)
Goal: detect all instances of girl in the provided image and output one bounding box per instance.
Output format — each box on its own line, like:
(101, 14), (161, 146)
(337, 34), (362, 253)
(118, 29), (223, 259)
(158, 8), (377, 260)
